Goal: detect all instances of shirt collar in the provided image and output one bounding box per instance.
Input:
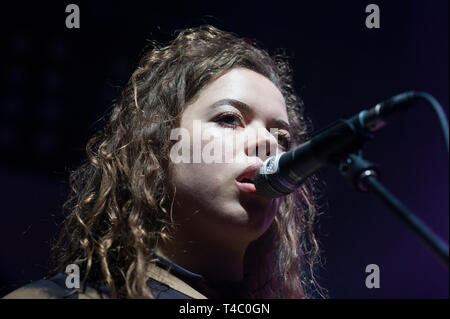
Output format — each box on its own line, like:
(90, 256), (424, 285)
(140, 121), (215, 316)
(152, 253), (247, 298)
(152, 253), (206, 283)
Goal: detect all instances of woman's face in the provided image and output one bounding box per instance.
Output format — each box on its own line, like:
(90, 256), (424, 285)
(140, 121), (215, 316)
(168, 67), (290, 244)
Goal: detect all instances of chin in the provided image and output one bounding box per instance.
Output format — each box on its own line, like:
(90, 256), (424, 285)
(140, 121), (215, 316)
(224, 199), (278, 240)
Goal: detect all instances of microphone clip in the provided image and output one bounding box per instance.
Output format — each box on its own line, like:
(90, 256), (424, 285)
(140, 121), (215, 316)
(337, 151), (379, 192)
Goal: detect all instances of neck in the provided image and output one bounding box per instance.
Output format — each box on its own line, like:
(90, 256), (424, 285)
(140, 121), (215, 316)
(156, 229), (248, 285)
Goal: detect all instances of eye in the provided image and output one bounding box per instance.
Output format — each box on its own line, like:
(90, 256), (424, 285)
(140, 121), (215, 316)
(214, 112), (244, 128)
(276, 130), (291, 151)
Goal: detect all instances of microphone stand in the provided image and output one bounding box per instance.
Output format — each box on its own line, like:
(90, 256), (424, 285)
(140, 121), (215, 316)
(337, 151), (449, 267)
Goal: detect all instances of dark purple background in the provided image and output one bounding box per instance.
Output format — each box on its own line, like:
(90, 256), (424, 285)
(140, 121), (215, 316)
(1, 1), (448, 298)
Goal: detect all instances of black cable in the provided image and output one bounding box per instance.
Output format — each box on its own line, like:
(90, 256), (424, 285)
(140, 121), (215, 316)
(414, 91), (449, 155)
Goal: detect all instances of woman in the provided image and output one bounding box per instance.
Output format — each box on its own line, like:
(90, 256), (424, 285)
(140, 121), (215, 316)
(3, 25), (326, 299)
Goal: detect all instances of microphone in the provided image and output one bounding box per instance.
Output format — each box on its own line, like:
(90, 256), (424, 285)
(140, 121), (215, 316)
(254, 92), (418, 198)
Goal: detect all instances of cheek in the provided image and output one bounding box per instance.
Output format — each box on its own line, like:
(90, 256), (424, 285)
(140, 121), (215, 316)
(169, 161), (232, 208)
(201, 126), (240, 162)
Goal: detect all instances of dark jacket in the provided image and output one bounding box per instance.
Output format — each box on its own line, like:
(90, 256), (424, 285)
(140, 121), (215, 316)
(2, 255), (207, 299)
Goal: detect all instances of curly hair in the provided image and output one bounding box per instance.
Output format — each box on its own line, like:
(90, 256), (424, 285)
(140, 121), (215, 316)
(48, 25), (328, 299)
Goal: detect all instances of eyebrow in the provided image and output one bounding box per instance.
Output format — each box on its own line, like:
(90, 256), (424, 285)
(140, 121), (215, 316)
(209, 98), (290, 130)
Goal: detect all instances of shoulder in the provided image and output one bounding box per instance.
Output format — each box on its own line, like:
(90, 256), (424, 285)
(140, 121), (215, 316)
(146, 262), (207, 299)
(3, 265), (207, 299)
(2, 273), (107, 299)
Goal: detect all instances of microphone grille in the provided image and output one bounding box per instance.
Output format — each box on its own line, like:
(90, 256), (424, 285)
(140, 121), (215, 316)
(254, 169), (281, 198)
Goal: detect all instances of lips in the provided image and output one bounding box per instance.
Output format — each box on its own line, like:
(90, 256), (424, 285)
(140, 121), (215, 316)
(235, 163), (262, 194)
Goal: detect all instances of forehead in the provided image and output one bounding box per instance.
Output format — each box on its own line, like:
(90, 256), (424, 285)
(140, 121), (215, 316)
(186, 68), (288, 122)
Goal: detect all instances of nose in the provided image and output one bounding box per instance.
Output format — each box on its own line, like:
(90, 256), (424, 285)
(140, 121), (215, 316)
(244, 127), (280, 161)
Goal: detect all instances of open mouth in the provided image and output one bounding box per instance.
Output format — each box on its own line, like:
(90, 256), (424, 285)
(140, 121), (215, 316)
(235, 163), (262, 194)
(238, 177), (255, 184)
